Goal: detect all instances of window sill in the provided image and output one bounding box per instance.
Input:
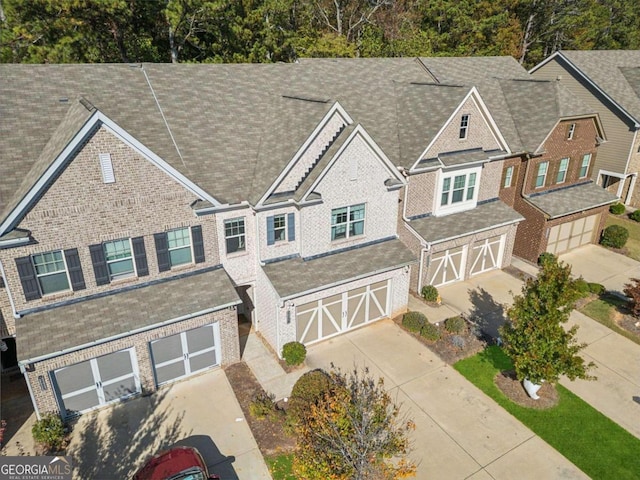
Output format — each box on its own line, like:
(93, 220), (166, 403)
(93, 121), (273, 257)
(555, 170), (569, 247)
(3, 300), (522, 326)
(226, 250), (249, 259)
(41, 290), (74, 301)
(169, 263), (194, 273)
(110, 275), (138, 287)
(330, 235), (366, 246)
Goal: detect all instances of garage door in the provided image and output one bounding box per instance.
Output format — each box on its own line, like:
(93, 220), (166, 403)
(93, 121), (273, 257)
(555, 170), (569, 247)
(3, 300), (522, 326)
(469, 235), (504, 276)
(547, 214), (599, 255)
(52, 348), (140, 416)
(296, 280), (389, 344)
(428, 246), (466, 287)
(150, 323), (221, 386)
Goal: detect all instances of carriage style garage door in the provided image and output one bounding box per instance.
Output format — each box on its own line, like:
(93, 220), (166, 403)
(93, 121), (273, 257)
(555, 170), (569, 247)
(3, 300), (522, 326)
(52, 348), (140, 416)
(150, 323), (221, 386)
(296, 280), (389, 345)
(469, 235), (504, 276)
(547, 214), (599, 255)
(428, 246), (466, 287)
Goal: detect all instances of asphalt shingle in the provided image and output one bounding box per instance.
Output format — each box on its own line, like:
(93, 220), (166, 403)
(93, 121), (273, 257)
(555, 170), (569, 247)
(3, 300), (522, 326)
(526, 181), (618, 218)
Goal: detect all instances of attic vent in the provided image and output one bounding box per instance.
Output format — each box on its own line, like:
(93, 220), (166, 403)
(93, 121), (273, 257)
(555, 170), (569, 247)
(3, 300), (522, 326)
(99, 153), (115, 184)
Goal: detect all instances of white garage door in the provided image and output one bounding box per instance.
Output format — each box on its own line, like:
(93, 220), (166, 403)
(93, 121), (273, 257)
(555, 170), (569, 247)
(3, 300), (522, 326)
(296, 280), (389, 344)
(470, 235), (504, 276)
(52, 348), (140, 417)
(150, 323), (221, 386)
(428, 246), (466, 287)
(547, 214), (599, 255)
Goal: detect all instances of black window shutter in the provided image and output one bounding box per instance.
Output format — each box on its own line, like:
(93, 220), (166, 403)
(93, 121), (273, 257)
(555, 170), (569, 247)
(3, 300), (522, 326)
(154, 232), (171, 272)
(132, 237), (149, 276)
(191, 226), (205, 264)
(267, 216), (275, 246)
(287, 213), (295, 241)
(64, 248), (86, 291)
(89, 244), (110, 286)
(15, 256), (41, 301)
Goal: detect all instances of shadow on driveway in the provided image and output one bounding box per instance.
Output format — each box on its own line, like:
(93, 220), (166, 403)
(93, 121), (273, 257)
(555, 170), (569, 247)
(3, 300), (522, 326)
(467, 287), (507, 342)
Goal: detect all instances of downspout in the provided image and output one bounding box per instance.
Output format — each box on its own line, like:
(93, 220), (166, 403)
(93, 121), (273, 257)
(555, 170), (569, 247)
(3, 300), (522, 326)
(0, 259), (19, 319)
(20, 364), (41, 420)
(626, 174), (637, 205)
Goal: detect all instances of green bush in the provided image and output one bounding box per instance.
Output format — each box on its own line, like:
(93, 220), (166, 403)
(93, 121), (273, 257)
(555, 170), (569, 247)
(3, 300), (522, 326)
(610, 203), (626, 215)
(282, 341), (306, 366)
(288, 369), (333, 425)
(444, 316), (465, 334)
(32, 413), (65, 452)
(420, 322), (441, 341)
(402, 311), (427, 333)
(574, 277), (591, 298)
(249, 392), (276, 420)
(601, 224), (629, 248)
(588, 282), (605, 295)
(630, 209), (640, 222)
(421, 285), (439, 302)
(537, 252), (557, 266)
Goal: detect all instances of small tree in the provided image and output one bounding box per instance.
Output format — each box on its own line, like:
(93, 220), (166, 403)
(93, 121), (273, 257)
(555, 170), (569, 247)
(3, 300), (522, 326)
(623, 278), (640, 317)
(292, 366), (416, 480)
(499, 256), (595, 388)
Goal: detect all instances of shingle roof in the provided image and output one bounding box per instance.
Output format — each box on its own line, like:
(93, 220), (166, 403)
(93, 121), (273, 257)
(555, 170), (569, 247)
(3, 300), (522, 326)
(263, 238), (416, 299)
(16, 267), (240, 362)
(559, 50), (640, 122)
(409, 200), (523, 244)
(526, 181), (618, 219)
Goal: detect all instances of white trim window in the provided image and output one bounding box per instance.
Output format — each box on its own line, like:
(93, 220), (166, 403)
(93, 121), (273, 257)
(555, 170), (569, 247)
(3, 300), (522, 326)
(535, 161), (548, 188)
(331, 204), (365, 241)
(438, 168), (479, 214)
(225, 218), (246, 254)
(504, 165), (514, 188)
(567, 123), (576, 140)
(556, 158), (569, 184)
(459, 114), (470, 139)
(273, 214), (286, 242)
(167, 227), (192, 266)
(580, 154), (591, 178)
(32, 251), (70, 295)
(103, 239), (135, 280)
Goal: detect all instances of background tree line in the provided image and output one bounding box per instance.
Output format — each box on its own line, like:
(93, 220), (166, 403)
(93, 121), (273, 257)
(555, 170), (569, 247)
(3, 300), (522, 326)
(1, 0), (639, 68)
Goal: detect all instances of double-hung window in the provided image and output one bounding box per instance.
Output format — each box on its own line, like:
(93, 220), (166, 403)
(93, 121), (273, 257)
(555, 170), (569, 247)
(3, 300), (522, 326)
(535, 162), (548, 188)
(504, 166), (514, 188)
(225, 218), (246, 254)
(331, 204), (365, 241)
(273, 215), (286, 242)
(580, 154), (591, 178)
(567, 123), (576, 140)
(556, 158), (569, 184)
(104, 239), (134, 280)
(459, 114), (469, 139)
(440, 170), (477, 211)
(32, 251), (70, 295)
(167, 227), (192, 266)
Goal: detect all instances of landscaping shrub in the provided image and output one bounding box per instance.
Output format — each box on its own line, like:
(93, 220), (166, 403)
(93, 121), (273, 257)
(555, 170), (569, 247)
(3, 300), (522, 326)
(282, 341), (306, 366)
(444, 316), (465, 334)
(288, 369), (333, 425)
(630, 209), (640, 222)
(420, 322), (441, 341)
(623, 278), (640, 318)
(574, 277), (591, 298)
(601, 224), (629, 248)
(537, 252), (557, 266)
(32, 413), (65, 452)
(610, 203), (626, 215)
(451, 335), (466, 350)
(402, 311), (427, 333)
(421, 285), (439, 302)
(249, 391), (276, 420)
(588, 282), (605, 295)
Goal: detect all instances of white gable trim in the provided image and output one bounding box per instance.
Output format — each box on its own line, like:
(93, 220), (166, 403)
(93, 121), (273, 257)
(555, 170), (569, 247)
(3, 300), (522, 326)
(0, 110), (221, 236)
(257, 101), (354, 206)
(410, 87), (511, 172)
(301, 124), (406, 202)
(531, 52), (640, 129)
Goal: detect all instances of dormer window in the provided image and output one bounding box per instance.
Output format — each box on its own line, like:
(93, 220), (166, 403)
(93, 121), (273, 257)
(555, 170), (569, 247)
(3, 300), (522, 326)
(567, 123), (576, 140)
(459, 114), (469, 139)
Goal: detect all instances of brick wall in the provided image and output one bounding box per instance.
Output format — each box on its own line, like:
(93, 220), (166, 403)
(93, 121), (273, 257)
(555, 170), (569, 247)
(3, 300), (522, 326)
(478, 160), (503, 202)
(498, 157), (524, 207)
(256, 206), (299, 263)
(404, 171), (436, 218)
(214, 206), (257, 286)
(25, 307), (238, 416)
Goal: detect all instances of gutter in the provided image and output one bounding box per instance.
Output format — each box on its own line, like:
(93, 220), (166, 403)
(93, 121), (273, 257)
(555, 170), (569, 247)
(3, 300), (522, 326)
(0, 237), (31, 249)
(195, 200), (252, 216)
(18, 301), (240, 365)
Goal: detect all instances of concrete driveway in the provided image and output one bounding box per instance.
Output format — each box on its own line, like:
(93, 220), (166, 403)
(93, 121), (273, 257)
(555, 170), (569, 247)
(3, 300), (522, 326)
(303, 320), (587, 479)
(66, 369), (270, 480)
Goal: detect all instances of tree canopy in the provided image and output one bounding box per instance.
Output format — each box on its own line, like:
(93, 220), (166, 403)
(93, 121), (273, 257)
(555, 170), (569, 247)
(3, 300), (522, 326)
(1, 0), (639, 67)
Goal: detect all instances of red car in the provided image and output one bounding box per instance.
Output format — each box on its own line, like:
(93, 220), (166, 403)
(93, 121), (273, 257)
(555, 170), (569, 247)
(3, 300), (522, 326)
(133, 446), (220, 480)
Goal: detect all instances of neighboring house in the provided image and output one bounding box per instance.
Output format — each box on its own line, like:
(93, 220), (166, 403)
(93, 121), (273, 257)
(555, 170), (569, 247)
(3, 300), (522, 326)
(531, 50), (640, 206)
(497, 79), (617, 262)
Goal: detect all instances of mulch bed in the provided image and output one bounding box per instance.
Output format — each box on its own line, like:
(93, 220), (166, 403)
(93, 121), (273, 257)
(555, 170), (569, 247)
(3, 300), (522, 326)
(225, 363), (295, 457)
(494, 370), (559, 409)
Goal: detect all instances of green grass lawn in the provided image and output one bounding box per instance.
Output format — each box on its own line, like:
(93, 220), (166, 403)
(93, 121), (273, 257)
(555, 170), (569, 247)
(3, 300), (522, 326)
(606, 215), (640, 260)
(455, 346), (640, 480)
(266, 453), (295, 480)
(579, 294), (640, 346)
